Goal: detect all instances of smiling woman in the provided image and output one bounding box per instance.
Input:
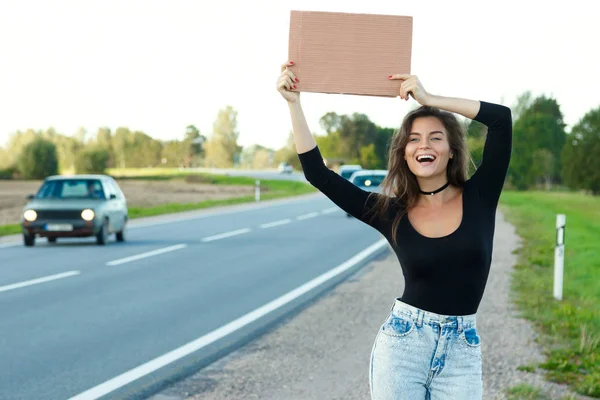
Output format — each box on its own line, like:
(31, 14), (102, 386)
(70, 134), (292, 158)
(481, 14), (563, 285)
(277, 64), (513, 400)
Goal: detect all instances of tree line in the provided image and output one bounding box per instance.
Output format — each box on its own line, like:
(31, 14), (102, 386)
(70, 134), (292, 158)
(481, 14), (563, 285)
(0, 93), (598, 195)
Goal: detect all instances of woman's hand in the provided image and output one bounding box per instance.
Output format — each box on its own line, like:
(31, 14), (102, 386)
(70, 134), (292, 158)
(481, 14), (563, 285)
(277, 61), (300, 103)
(389, 74), (432, 106)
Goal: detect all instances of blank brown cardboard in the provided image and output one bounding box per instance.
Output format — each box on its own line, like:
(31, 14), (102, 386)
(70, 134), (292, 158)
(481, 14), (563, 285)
(287, 10), (413, 97)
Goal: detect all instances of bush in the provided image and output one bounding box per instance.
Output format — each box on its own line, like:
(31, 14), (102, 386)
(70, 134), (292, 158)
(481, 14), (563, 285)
(17, 137), (59, 179)
(75, 147), (110, 174)
(0, 165), (18, 180)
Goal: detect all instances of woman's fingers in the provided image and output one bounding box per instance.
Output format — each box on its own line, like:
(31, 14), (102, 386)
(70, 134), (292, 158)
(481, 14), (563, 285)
(391, 74), (415, 100)
(283, 68), (299, 83)
(389, 73), (413, 81)
(277, 61), (300, 103)
(401, 80), (413, 100)
(277, 75), (296, 91)
(277, 77), (290, 91)
(277, 74), (294, 88)
(281, 61), (295, 72)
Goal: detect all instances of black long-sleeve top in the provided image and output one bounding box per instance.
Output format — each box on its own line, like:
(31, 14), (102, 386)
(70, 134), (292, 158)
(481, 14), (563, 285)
(298, 101), (512, 315)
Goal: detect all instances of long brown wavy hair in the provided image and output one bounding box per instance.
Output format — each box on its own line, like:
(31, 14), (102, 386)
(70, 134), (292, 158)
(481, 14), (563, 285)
(364, 106), (471, 246)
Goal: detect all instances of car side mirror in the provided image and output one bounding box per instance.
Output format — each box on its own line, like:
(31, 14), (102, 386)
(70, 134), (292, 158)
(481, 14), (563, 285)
(110, 194), (117, 199)
(26, 194), (34, 200)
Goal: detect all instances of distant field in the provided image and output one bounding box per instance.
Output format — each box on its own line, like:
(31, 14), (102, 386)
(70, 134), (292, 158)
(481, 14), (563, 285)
(499, 191), (600, 397)
(0, 170), (315, 235)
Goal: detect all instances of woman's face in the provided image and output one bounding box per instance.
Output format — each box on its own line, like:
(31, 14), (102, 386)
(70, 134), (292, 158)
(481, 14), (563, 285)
(404, 116), (453, 179)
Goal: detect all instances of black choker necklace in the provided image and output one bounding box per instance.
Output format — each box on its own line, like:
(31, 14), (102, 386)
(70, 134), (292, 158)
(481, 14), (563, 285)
(419, 182), (450, 196)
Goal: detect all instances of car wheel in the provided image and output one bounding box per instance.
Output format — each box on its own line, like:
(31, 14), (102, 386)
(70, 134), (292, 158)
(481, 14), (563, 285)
(47, 237), (57, 243)
(24, 233), (35, 247)
(96, 219), (109, 245)
(116, 229), (125, 242)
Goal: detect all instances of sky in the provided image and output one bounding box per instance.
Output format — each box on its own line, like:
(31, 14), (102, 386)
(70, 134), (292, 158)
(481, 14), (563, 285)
(0, 0), (598, 151)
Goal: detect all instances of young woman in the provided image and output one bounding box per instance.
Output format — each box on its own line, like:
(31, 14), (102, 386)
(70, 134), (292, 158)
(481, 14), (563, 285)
(276, 61), (512, 399)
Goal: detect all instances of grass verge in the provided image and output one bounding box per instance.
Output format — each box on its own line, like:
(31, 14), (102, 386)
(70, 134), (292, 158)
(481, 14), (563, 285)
(128, 182), (316, 219)
(499, 190), (600, 398)
(0, 224), (21, 236)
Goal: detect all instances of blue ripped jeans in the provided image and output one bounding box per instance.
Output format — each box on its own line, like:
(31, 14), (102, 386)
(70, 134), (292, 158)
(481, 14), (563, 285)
(369, 299), (482, 400)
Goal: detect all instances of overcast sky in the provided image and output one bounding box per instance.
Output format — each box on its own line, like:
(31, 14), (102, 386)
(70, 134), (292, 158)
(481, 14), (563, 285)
(0, 0), (598, 151)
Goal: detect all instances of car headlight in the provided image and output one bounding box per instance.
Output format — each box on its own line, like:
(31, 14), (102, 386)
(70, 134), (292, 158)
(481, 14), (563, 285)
(23, 209), (37, 222)
(81, 209), (95, 221)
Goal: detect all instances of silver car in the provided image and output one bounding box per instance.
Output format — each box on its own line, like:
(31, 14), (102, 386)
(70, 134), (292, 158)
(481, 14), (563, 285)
(21, 175), (128, 246)
(346, 169), (388, 217)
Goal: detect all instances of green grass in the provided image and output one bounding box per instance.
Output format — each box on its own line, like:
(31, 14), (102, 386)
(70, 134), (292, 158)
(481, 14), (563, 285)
(506, 383), (548, 400)
(0, 224), (21, 236)
(499, 190), (600, 398)
(517, 364), (537, 373)
(0, 175), (316, 236)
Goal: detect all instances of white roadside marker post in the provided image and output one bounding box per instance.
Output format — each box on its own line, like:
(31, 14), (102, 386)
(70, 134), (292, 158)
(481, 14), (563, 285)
(553, 214), (566, 301)
(255, 180), (260, 202)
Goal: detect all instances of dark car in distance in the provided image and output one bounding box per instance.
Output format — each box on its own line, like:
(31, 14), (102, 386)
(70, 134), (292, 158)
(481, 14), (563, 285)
(20, 175), (128, 246)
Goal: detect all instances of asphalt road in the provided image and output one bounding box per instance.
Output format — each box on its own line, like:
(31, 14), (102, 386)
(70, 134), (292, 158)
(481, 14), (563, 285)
(0, 193), (387, 400)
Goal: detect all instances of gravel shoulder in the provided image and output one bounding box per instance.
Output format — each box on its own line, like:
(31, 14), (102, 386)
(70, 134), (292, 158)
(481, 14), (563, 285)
(152, 211), (592, 400)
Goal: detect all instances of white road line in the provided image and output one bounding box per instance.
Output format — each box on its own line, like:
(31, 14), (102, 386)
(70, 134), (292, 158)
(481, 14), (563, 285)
(202, 228), (251, 242)
(259, 219), (292, 229)
(296, 212), (319, 220)
(0, 271), (80, 294)
(321, 207), (339, 214)
(68, 238), (388, 400)
(106, 244), (187, 266)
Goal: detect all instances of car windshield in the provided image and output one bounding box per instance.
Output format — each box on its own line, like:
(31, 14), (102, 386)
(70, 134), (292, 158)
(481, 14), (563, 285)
(340, 170), (360, 179)
(36, 179), (106, 200)
(352, 175), (386, 187)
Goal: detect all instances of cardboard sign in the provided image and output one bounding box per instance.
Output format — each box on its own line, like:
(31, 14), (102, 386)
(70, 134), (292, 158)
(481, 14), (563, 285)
(287, 10), (413, 97)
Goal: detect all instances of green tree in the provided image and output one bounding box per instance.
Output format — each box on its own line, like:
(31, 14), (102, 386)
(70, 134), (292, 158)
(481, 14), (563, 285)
(53, 133), (83, 173)
(530, 148), (555, 189)
(315, 131), (343, 160)
(75, 147), (110, 174)
(339, 113), (378, 162)
(510, 95), (567, 189)
(183, 125), (205, 167)
(4, 129), (39, 167)
(204, 106), (242, 168)
(93, 127), (115, 168)
(561, 106), (600, 194)
(359, 143), (380, 169)
(314, 111), (393, 169)
(127, 131), (162, 167)
(467, 120), (487, 140)
(240, 144), (271, 168)
(160, 140), (185, 167)
(112, 127), (131, 168)
(374, 127), (394, 168)
(18, 137), (59, 179)
(319, 112), (343, 134)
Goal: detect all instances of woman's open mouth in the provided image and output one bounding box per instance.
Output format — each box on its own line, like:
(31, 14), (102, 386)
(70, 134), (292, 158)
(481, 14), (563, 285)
(416, 154), (436, 166)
